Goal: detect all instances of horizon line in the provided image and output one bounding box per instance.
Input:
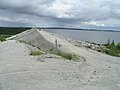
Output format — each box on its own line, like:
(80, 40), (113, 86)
(0, 26), (120, 32)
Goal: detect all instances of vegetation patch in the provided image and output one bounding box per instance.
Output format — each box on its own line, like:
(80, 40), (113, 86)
(30, 50), (43, 56)
(103, 40), (120, 57)
(0, 27), (29, 41)
(0, 27), (29, 35)
(55, 50), (79, 60)
(0, 35), (6, 41)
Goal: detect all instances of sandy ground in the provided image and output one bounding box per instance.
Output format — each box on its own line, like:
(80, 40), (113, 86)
(0, 29), (120, 90)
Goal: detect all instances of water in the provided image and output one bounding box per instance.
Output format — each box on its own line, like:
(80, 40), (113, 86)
(44, 29), (120, 44)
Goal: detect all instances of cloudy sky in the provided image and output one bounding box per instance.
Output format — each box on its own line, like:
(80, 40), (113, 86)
(0, 0), (120, 30)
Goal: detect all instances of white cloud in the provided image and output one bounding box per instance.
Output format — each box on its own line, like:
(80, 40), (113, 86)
(82, 21), (105, 27)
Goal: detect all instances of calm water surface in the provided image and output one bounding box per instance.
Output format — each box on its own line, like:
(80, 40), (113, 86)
(45, 29), (120, 44)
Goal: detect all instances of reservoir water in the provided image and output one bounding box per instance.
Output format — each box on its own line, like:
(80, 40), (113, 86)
(45, 29), (120, 44)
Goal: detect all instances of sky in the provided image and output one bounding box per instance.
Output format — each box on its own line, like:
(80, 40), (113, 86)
(0, 0), (120, 30)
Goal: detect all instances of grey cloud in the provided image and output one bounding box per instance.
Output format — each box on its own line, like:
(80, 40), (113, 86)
(0, 0), (120, 30)
(0, 20), (32, 27)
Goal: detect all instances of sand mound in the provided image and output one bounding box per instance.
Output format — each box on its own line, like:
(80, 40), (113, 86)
(14, 29), (80, 54)
(14, 29), (55, 52)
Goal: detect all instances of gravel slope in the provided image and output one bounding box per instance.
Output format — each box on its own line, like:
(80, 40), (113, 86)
(0, 29), (120, 90)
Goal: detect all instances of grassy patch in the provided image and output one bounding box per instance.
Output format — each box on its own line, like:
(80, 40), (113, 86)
(55, 50), (79, 60)
(0, 35), (6, 41)
(30, 50), (43, 56)
(103, 40), (120, 57)
(0, 35), (12, 42)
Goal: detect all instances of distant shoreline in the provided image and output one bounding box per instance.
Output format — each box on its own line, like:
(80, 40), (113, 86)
(0, 27), (120, 32)
(40, 27), (120, 32)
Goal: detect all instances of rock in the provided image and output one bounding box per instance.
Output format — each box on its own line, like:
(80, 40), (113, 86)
(68, 39), (104, 52)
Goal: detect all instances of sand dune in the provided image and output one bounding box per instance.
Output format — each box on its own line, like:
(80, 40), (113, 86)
(0, 29), (120, 90)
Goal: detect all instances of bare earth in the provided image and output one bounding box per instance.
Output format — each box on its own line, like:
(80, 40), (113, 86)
(0, 29), (120, 90)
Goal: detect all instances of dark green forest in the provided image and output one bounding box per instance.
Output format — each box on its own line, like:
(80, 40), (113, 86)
(0, 27), (30, 35)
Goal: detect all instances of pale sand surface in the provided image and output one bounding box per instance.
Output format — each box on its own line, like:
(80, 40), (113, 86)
(0, 29), (120, 90)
